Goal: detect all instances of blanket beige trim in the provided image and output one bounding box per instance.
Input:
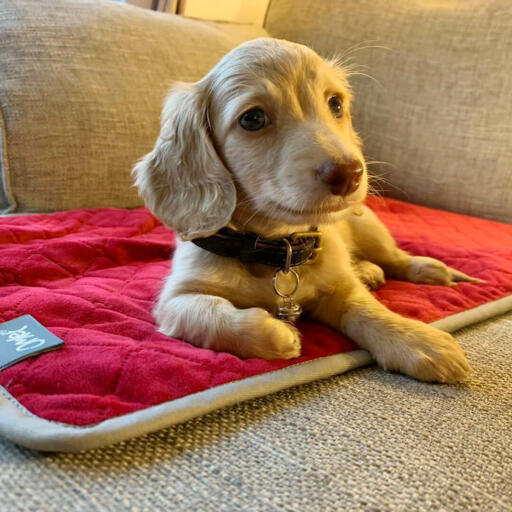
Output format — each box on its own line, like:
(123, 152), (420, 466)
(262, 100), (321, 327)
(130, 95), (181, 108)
(1, 294), (511, 452)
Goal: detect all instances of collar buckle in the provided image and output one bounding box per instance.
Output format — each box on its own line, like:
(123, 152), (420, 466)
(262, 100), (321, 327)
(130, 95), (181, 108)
(290, 230), (323, 264)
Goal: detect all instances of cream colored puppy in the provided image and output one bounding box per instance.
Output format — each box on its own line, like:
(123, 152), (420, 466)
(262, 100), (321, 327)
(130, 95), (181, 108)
(134, 38), (476, 383)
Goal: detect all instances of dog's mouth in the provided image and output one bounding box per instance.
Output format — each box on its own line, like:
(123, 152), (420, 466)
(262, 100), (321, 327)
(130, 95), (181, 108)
(263, 174), (368, 221)
(272, 201), (346, 216)
(263, 197), (356, 224)
(234, 180), (367, 229)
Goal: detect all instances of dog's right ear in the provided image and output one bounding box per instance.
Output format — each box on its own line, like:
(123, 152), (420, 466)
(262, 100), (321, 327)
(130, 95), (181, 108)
(133, 82), (236, 240)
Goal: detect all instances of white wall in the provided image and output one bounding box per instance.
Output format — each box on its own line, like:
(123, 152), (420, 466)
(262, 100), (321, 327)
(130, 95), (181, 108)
(124, 0), (155, 8)
(124, 0), (270, 26)
(181, 0), (270, 25)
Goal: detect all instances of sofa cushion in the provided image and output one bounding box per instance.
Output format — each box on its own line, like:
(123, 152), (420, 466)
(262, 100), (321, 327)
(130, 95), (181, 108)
(265, 0), (512, 223)
(0, 0), (267, 213)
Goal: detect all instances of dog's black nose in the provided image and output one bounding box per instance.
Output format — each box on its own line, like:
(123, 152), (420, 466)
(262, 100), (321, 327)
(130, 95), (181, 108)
(316, 159), (364, 196)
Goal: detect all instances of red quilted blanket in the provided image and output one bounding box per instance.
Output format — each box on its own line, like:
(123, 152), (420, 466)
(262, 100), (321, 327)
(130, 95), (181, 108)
(0, 197), (511, 427)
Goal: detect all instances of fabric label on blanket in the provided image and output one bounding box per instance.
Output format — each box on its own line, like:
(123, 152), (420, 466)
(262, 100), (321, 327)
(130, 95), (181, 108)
(0, 315), (64, 371)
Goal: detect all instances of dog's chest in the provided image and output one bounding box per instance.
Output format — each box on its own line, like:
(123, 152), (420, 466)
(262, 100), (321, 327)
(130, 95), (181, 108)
(240, 235), (350, 314)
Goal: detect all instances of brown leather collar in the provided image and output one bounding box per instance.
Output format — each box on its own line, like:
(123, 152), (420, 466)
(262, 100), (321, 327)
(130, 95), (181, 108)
(192, 227), (322, 269)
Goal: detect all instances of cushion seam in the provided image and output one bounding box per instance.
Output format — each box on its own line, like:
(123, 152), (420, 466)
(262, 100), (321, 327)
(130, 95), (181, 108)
(0, 103), (17, 214)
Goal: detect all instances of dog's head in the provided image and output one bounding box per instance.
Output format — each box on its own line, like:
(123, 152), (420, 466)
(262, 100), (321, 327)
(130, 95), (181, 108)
(134, 38), (366, 240)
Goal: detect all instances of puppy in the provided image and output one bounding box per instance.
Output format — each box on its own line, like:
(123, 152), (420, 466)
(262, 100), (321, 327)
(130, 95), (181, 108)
(134, 38), (477, 383)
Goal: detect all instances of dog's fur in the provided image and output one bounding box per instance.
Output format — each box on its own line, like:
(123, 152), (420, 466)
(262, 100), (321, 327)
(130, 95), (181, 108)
(134, 38), (476, 383)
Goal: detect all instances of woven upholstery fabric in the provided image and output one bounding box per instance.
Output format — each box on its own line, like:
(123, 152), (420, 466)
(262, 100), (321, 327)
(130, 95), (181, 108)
(1, 312), (511, 511)
(0, 197), (511, 428)
(0, 0), (266, 212)
(265, 0), (512, 223)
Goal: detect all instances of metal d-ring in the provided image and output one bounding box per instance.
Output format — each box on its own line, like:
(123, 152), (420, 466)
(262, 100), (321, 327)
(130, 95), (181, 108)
(273, 239), (303, 322)
(281, 238), (293, 274)
(273, 268), (300, 298)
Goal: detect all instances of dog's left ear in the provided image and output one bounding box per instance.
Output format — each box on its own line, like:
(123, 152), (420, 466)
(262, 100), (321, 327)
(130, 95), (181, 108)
(133, 82), (236, 240)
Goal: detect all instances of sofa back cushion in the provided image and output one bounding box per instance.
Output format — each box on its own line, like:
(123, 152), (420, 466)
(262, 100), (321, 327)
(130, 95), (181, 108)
(0, 0), (266, 212)
(265, 0), (512, 223)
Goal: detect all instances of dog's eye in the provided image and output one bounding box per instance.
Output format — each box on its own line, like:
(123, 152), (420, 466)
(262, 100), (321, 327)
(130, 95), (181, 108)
(239, 108), (267, 131)
(328, 95), (343, 118)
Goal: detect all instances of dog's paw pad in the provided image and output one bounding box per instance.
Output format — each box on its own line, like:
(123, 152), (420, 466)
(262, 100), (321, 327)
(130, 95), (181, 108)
(405, 256), (453, 285)
(236, 308), (301, 360)
(379, 324), (471, 383)
(261, 318), (301, 359)
(406, 256), (480, 286)
(355, 261), (386, 290)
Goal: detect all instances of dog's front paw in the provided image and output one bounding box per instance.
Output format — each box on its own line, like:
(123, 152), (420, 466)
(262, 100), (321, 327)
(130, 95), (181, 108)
(354, 260), (386, 290)
(235, 308), (301, 360)
(377, 322), (471, 383)
(405, 256), (481, 286)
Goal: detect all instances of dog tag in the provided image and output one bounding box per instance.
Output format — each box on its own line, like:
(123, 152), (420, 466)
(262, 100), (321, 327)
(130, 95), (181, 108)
(276, 300), (303, 323)
(273, 269), (302, 323)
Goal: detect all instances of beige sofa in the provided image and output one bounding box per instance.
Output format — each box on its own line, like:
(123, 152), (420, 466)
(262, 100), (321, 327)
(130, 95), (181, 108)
(1, 1), (511, 509)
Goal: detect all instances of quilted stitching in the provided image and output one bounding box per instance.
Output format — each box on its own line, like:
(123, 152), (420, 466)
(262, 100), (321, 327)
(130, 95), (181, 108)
(0, 198), (511, 427)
